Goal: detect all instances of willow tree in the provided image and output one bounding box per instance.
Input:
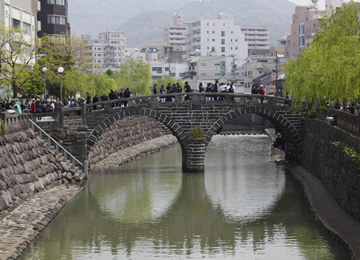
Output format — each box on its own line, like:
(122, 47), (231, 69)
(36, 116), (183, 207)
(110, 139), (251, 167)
(284, 1), (360, 109)
(116, 58), (151, 95)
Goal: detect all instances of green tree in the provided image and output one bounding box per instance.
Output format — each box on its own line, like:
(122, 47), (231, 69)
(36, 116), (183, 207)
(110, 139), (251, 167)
(89, 74), (116, 98)
(116, 58), (151, 95)
(0, 26), (37, 97)
(284, 1), (360, 109)
(35, 34), (93, 98)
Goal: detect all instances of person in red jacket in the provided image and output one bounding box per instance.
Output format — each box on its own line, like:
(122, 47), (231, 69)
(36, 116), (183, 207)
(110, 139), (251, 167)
(30, 99), (36, 113)
(258, 85), (265, 103)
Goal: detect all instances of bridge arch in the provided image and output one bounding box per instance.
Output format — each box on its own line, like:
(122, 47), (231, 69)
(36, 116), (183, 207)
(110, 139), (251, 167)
(87, 107), (187, 152)
(206, 106), (303, 160)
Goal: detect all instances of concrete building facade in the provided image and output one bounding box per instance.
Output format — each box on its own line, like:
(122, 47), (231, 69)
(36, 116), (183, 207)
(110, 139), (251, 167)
(85, 32), (126, 73)
(241, 25), (269, 55)
(183, 13), (248, 74)
(285, 6), (324, 58)
(164, 13), (187, 48)
(37, 0), (69, 40)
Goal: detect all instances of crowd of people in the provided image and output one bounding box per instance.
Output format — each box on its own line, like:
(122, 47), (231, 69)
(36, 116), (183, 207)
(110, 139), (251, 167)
(0, 98), (56, 114)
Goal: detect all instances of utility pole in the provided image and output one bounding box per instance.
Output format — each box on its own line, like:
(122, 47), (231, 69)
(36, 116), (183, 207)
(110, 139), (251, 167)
(275, 51), (278, 93)
(231, 55), (237, 82)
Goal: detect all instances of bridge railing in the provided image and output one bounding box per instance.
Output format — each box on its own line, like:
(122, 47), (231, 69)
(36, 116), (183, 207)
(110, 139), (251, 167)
(315, 108), (360, 135)
(82, 93), (292, 112)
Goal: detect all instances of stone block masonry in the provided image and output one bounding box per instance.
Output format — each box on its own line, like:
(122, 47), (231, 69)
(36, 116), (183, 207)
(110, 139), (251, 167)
(301, 119), (360, 220)
(89, 116), (172, 166)
(0, 129), (83, 221)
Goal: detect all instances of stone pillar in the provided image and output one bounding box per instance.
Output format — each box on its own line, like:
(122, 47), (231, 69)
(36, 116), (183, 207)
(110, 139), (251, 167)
(182, 138), (207, 172)
(69, 126), (88, 165)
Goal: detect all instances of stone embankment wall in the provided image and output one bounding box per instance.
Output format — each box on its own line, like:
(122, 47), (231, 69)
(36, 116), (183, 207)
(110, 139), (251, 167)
(89, 116), (173, 166)
(0, 129), (82, 220)
(301, 119), (360, 220)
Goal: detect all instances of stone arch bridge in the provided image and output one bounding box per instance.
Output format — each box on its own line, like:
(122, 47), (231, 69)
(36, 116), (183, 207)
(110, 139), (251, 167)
(79, 93), (303, 172)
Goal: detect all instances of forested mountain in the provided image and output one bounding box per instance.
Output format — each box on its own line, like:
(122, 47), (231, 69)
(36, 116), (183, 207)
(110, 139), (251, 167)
(69, 0), (296, 47)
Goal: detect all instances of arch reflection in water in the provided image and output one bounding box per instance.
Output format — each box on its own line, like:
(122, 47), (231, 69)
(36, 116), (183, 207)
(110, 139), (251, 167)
(19, 136), (350, 260)
(205, 135), (286, 223)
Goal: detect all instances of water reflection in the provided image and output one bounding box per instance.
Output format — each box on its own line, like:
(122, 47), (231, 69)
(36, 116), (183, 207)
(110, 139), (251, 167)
(20, 135), (350, 260)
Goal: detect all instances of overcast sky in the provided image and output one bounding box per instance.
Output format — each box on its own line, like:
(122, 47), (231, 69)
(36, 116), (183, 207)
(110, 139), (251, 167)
(288, 0), (356, 9)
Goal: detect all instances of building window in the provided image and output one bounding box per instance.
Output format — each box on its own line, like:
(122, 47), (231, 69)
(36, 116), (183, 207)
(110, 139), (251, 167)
(200, 63), (207, 67)
(221, 39), (225, 44)
(47, 15), (66, 25)
(152, 67), (162, 73)
(12, 19), (20, 29)
(23, 23), (31, 33)
(212, 39), (215, 42)
(221, 31), (225, 37)
(221, 47), (225, 52)
(47, 0), (65, 5)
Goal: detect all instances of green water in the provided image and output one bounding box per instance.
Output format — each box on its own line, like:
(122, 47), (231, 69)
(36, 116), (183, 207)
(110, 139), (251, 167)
(20, 135), (350, 259)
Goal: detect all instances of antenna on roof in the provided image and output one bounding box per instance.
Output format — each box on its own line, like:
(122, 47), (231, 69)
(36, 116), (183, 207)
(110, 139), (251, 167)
(311, 0), (318, 8)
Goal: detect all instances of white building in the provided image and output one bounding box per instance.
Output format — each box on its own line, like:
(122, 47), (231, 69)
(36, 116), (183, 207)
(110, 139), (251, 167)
(240, 25), (269, 55)
(325, 0), (343, 16)
(183, 13), (248, 74)
(85, 31), (126, 73)
(0, 0), (38, 97)
(150, 61), (188, 81)
(164, 13), (187, 48)
(0, 0), (38, 50)
(244, 56), (277, 93)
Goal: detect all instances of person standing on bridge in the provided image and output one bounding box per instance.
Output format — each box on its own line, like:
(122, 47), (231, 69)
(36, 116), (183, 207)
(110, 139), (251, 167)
(152, 84), (157, 95)
(184, 81), (192, 101)
(258, 85), (265, 103)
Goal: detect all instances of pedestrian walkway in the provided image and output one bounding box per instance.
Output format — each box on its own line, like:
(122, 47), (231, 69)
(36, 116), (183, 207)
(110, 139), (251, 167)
(290, 165), (360, 260)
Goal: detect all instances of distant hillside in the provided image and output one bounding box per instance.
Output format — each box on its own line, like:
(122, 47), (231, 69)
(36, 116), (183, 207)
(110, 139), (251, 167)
(69, 0), (296, 47)
(68, 0), (193, 36)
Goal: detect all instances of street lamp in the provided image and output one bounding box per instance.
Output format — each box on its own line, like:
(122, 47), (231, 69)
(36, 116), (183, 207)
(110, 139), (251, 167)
(58, 67), (64, 102)
(42, 67), (47, 99)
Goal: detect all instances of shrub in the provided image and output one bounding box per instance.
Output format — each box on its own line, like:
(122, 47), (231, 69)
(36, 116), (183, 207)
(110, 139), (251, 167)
(188, 126), (205, 140)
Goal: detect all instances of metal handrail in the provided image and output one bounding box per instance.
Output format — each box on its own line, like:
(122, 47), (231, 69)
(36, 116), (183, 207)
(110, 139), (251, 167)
(28, 119), (88, 178)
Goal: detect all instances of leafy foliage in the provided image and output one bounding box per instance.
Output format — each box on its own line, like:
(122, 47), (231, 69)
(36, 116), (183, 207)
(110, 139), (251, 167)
(115, 58), (151, 95)
(0, 26), (37, 97)
(284, 1), (360, 109)
(331, 141), (360, 169)
(188, 126), (205, 140)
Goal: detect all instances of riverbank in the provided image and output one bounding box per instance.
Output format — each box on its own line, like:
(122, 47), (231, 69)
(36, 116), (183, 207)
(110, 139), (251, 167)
(265, 129), (360, 259)
(0, 184), (82, 259)
(0, 134), (178, 259)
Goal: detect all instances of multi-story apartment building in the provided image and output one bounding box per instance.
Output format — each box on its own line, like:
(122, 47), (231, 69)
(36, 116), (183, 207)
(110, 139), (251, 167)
(240, 25), (269, 55)
(0, 0), (38, 35)
(164, 13), (187, 48)
(285, 5), (324, 58)
(140, 44), (184, 63)
(183, 13), (248, 74)
(0, 0), (39, 97)
(85, 32), (126, 72)
(37, 0), (69, 40)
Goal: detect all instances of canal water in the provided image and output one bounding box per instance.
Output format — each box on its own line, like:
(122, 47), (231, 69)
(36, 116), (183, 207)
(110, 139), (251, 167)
(20, 134), (350, 259)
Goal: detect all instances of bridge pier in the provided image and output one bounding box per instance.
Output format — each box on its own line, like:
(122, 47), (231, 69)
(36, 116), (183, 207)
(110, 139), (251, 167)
(181, 138), (207, 172)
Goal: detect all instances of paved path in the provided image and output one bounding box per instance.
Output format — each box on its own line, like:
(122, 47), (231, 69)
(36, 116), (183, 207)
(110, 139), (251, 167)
(290, 165), (360, 260)
(0, 184), (82, 260)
